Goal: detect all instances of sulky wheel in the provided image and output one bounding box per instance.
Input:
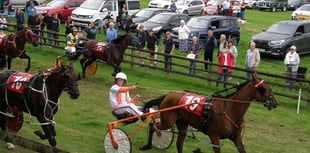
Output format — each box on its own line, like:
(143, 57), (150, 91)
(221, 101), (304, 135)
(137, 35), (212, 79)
(104, 128), (131, 153)
(148, 121), (174, 150)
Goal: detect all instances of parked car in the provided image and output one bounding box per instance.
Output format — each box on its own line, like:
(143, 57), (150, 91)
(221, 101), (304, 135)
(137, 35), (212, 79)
(252, 20), (310, 57)
(258, 0), (288, 12)
(288, 0), (308, 10)
(36, 0), (85, 22)
(245, 0), (261, 9)
(137, 12), (190, 38)
(171, 15), (240, 48)
(174, 0), (205, 15)
(131, 8), (171, 29)
(148, 0), (172, 8)
(292, 4), (310, 20)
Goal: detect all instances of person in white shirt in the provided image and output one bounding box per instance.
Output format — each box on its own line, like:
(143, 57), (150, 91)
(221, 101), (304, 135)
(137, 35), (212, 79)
(109, 72), (143, 117)
(222, 0), (230, 16)
(284, 45), (300, 90)
(178, 20), (190, 53)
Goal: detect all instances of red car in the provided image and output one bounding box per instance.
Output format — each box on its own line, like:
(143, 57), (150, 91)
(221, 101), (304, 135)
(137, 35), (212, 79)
(201, 0), (239, 16)
(36, 0), (85, 22)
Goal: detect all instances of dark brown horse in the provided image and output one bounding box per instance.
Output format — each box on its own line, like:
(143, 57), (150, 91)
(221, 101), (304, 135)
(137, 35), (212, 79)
(141, 73), (278, 153)
(0, 29), (39, 72)
(69, 33), (134, 78)
(0, 58), (80, 146)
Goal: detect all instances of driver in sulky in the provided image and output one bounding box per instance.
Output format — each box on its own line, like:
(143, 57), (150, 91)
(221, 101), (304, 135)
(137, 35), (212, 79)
(109, 72), (144, 117)
(65, 27), (83, 57)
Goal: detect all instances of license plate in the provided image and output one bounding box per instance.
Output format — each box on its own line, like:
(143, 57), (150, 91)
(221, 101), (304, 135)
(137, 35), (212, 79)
(258, 48), (265, 52)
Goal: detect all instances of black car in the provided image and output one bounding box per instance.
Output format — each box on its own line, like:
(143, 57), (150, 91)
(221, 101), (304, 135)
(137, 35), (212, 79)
(252, 20), (310, 57)
(138, 12), (190, 38)
(132, 8), (171, 28)
(288, 0), (308, 10)
(171, 15), (240, 48)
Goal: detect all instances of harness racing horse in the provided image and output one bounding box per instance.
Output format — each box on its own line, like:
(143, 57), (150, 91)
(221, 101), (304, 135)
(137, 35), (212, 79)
(0, 58), (80, 146)
(73, 33), (134, 78)
(141, 73), (278, 153)
(0, 29), (39, 72)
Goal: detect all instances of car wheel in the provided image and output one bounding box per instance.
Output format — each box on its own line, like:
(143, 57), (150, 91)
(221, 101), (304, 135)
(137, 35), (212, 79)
(164, 5), (169, 9)
(271, 6), (276, 12)
(183, 10), (188, 14)
(230, 36), (239, 46)
(282, 6), (287, 11)
(253, 3), (257, 9)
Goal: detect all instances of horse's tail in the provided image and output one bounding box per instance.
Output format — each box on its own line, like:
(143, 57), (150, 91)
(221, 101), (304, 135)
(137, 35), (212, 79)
(143, 95), (166, 111)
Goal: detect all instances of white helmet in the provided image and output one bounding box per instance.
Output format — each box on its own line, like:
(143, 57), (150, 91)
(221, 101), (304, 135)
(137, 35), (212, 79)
(115, 72), (127, 80)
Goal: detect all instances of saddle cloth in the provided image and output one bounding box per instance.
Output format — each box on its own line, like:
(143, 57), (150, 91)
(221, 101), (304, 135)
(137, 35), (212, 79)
(179, 93), (207, 116)
(94, 42), (107, 54)
(7, 72), (33, 94)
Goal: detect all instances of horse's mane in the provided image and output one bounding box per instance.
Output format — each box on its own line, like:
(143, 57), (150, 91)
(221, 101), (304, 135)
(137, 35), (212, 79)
(212, 80), (251, 98)
(143, 95), (167, 110)
(111, 34), (129, 44)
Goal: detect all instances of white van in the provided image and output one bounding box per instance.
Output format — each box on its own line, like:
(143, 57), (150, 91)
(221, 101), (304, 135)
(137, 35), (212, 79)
(71, 0), (140, 27)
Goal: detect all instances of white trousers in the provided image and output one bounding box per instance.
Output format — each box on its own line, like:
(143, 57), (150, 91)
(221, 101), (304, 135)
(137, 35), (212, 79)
(113, 103), (143, 116)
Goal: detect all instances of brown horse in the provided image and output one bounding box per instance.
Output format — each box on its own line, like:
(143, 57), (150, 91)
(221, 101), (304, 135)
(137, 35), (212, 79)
(141, 73), (278, 153)
(0, 29), (39, 72)
(0, 58), (80, 146)
(71, 33), (134, 78)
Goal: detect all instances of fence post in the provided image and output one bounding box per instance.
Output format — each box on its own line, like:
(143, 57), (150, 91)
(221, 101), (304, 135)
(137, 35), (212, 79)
(130, 48), (134, 70)
(308, 83), (310, 109)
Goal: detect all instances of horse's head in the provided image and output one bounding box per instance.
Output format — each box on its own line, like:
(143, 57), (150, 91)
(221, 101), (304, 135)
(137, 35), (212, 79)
(25, 29), (39, 47)
(54, 58), (80, 99)
(252, 73), (279, 110)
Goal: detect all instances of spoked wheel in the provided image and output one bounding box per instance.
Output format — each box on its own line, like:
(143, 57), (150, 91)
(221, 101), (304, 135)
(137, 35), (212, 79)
(147, 121), (174, 150)
(104, 128), (131, 153)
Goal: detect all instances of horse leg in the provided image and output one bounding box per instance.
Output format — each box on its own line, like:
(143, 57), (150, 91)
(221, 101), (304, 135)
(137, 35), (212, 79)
(19, 53), (31, 72)
(7, 56), (12, 70)
(209, 135), (222, 153)
(175, 120), (189, 153)
(34, 124), (57, 146)
(230, 134), (246, 153)
(80, 58), (87, 78)
(139, 122), (155, 150)
(112, 64), (121, 76)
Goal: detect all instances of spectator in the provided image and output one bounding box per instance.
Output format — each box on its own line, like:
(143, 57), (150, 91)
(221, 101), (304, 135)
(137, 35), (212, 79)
(136, 25), (147, 65)
(170, 0), (177, 12)
(65, 16), (73, 35)
(245, 42), (260, 80)
(106, 22), (117, 43)
(3, 0), (11, 16)
(15, 8), (24, 31)
(204, 29), (217, 70)
(222, 0), (230, 16)
(101, 11), (113, 33)
(51, 13), (60, 46)
(27, 9), (38, 35)
(77, 27), (84, 40)
(232, 1), (241, 18)
(146, 29), (159, 67)
(65, 27), (83, 54)
(240, 0), (247, 20)
(121, 4), (127, 24)
(124, 15), (134, 33)
(187, 36), (200, 75)
(178, 20), (190, 53)
(216, 44), (234, 89)
(26, 1), (37, 17)
(85, 21), (97, 40)
(0, 14), (7, 29)
(284, 45), (300, 90)
(218, 34), (227, 55)
(161, 31), (175, 71)
(109, 72), (144, 117)
(228, 40), (238, 80)
(37, 13), (45, 43)
(43, 10), (53, 46)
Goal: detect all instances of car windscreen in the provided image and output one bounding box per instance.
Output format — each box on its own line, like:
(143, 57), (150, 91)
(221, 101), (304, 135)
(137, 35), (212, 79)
(176, 0), (188, 5)
(148, 14), (171, 24)
(297, 4), (310, 11)
(80, 0), (105, 10)
(135, 10), (154, 18)
(46, 0), (67, 8)
(266, 23), (296, 35)
(187, 18), (210, 29)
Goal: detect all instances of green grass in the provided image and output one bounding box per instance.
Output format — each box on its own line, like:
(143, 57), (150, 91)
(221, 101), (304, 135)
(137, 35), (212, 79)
(0, 5), (310, 153)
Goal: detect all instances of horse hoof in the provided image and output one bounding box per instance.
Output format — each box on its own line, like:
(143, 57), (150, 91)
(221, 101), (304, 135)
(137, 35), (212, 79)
(25, 68), (29, 72)
(48, 138), (57, 146)
(6, 142), (15, 149)
(139, 145), (152, 151)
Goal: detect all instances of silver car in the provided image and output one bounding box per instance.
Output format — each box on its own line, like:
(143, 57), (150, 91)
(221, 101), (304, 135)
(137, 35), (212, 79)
(175, 0), (205, 15)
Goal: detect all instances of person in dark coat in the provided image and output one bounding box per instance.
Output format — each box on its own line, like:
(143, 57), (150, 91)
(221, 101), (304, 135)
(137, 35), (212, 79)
(204, 29), (217, 70)
(15, 8), (24, 31)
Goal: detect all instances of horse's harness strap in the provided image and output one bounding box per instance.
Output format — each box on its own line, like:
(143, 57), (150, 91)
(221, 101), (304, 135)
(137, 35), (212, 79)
(23, 74), (39, 102)
(223, 101), (243, 129)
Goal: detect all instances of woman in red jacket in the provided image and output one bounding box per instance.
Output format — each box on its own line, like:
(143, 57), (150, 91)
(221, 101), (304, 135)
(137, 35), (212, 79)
(216, 44), (234, 89)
